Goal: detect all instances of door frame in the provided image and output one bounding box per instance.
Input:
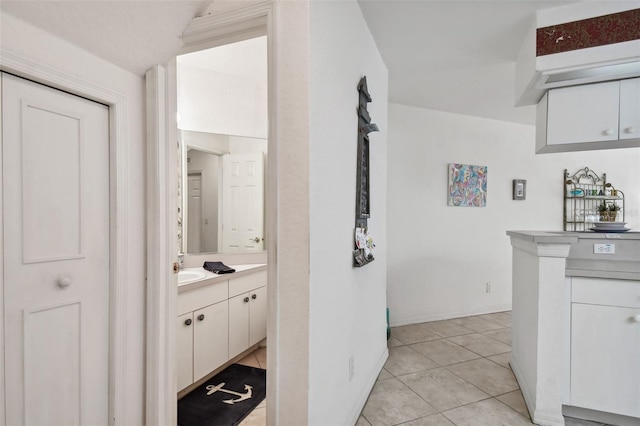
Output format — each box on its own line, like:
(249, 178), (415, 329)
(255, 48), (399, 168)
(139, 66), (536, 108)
(146, 2), (281, 424)
(0, 50), (131, 425)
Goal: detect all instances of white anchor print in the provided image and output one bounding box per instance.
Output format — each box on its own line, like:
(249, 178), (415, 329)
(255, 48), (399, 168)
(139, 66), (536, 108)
(206, 382), (253, 405)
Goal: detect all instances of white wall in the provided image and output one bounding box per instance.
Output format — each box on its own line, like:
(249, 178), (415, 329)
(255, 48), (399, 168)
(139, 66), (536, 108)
(1, 13), (147, 425)
(177, 63), (267, 138)
(387, 102), (640, 326)
(309, 1), (389, 424)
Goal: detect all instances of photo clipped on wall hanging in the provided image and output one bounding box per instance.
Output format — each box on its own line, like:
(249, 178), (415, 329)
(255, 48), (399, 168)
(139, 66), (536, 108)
(447, 163), (487, 207)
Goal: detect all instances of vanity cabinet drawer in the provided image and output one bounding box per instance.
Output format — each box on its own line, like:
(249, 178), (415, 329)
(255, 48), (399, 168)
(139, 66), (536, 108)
(178, 279), (228, 315)
(229, 271), (267, 298)
(572, 277), (640, 309)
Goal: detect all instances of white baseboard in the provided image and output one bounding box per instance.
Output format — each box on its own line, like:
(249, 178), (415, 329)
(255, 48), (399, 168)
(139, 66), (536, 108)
(512, 356), (566, 426)
(563, 405), (640, 426)
(389, 303), (512, 327)
(510, 355), (535, 421)
(348, 346), (389, 425)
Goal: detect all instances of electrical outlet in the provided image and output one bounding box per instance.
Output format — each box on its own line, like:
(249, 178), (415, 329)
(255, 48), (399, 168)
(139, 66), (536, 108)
(594, 243), (615, 254)
(349, 355), (355, 381)
(486, 282), (491, 293)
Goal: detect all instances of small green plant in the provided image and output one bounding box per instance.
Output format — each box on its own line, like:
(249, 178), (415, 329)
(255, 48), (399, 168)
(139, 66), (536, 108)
(608, 202), (621, 212)
(597, 202), (608, 213)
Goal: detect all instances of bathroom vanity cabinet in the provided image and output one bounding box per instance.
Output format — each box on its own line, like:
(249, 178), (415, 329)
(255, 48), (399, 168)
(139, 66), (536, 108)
(177, 265), (267, 392)
(229, 273), (267, 359)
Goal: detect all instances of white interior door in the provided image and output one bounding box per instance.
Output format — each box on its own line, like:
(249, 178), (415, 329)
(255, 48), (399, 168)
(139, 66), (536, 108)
(2, 73), (110, 425)
(221, 152), (264, 252)
(186, 173), (202, 253)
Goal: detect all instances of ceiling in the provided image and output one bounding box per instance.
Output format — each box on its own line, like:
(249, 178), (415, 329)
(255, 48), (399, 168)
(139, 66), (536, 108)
(357, 0), (583, 125)
(0, 0), (211, 76)
(1, 0), (587, 125)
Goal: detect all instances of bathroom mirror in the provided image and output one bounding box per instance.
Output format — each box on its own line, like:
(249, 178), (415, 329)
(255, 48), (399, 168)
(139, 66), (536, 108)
(176, 35), (268, 255)
(179, 130), (267, 255)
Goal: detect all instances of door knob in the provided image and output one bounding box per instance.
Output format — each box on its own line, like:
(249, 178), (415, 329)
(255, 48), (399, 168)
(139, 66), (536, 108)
(249, 237), (262, 243)
(633, 314), (640, 323)
(184, 318), (192, 326)
(603, 129), (615, 136)
(624, 127), (637, 134)
(244, 297), (250, 303)
(57, 275), (72, 288)
(198, 314), (205, 321)
(251, 294), (257, 300)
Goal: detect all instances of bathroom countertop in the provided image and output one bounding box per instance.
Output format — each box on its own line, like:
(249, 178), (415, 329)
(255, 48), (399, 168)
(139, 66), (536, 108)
(178, 263), (267, 292)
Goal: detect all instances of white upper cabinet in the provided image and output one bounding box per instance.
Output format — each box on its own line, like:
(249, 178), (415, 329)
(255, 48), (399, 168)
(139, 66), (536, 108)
(547, 81), (620, 145)
(620, 78), (640, 140)
(536, 77), (640, 153)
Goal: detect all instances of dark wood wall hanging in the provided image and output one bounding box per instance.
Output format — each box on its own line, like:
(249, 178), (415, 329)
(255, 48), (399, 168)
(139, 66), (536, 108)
(353, 76), (379, 267)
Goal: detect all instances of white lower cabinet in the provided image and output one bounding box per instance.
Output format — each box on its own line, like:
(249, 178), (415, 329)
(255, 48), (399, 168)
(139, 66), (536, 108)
(229, 285), (267, 359)
(177, 313), (194, 391)
(177, 301), (229, 391)
(570, 277), (640, 418)
(193, 301), (229, 382)
(249, 286), (267, 346)
(177, 268), (267, 391)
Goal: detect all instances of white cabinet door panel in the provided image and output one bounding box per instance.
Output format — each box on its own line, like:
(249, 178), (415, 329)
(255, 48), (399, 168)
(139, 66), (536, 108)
(547, 81), (620, 145)
(620, 78), (640, 140)
(249, 286), (267, 346)
(193, 301), (228, 382)
(571, 303), (640, 417)
(177, 313), (194, 391)
(228, 293), (250, 359)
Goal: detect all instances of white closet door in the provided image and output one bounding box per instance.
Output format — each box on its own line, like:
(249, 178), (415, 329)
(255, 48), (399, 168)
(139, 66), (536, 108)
(2, 73), (110, 425)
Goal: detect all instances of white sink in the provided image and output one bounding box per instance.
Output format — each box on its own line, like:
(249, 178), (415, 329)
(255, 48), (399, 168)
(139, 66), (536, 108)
(178, 269), (207, 284)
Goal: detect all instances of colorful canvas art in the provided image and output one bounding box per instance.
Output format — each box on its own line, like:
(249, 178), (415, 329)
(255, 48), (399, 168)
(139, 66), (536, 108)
(448, 163), (487, 207)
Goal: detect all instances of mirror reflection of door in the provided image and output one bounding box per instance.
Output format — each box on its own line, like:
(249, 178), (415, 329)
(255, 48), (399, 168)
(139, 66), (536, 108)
(187, 172), (203, 253)
(222, 152), (264, 252)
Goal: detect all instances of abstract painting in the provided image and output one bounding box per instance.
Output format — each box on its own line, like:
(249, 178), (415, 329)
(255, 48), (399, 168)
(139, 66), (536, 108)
(448, 163), (487, 207)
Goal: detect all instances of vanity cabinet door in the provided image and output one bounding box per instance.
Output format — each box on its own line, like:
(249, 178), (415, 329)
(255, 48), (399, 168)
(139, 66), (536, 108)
(193, 301), (229, 383)
(228, 293), (250, 359)
(571, 303), (640, 417)
(249, 286), (267, 347)
(177, 313), (194, 391)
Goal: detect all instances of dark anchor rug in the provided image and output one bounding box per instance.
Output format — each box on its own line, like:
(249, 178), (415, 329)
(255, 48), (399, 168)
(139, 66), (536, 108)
(178, 364), (267, 426)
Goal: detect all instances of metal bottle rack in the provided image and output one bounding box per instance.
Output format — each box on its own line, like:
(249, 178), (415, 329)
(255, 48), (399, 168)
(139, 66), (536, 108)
(564, 167), (625, 231)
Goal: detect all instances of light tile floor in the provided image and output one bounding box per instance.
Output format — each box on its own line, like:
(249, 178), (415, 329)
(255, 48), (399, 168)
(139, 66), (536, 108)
(358, 311), (612, 426)
(233, 313), (611, 426)
(237, 347), (267, 426)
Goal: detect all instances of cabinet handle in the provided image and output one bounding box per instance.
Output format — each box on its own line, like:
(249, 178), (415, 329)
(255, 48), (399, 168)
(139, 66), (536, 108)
(198, 314), (205, 321)
(633, 314), (640, 323)
(184, 318), (192, 326)
(244, 297), (250, 303)
(251, 294), (257, 300)
(624, 127), (637, 134)
(603, 129), (615, 136)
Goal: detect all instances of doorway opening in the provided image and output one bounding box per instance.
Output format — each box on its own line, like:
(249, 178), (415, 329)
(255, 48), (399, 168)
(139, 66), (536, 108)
(175, 31), (271, 425)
